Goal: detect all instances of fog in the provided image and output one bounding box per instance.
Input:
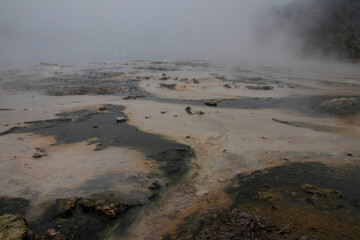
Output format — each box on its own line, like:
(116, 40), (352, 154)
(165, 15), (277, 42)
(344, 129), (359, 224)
(0, 0), (293, 67)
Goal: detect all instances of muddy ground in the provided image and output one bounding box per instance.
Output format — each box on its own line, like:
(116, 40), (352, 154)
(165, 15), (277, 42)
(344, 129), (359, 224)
(0, 60), (359, 239)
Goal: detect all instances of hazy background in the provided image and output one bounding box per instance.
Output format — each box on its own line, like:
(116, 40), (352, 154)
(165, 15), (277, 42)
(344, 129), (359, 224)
(0, 0), (293, 68)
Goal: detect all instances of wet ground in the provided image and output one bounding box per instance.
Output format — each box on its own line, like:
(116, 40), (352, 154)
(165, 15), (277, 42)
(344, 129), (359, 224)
(0, 60), (359, 239)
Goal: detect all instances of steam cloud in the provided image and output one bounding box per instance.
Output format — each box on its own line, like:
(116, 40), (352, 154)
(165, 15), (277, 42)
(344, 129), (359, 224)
(0, 0), (293, 67)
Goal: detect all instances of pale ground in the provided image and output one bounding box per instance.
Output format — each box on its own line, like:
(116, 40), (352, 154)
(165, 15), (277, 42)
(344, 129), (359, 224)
(0, 61), (359, 239)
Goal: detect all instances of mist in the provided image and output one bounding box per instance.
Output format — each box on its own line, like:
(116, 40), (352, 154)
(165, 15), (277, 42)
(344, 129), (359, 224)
(0, 0), (292, 68)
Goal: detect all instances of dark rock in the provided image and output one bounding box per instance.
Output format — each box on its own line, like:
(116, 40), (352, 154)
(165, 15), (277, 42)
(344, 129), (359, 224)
(185, 106), (192, 114)
(205, 100), (220, 107)
(347, 153), (354, 157)
(116, 117), (127, 123)
(46, 228), (65, 240)
(193, 78), (199, 84)
(92, 125), (99, 129)
(223, 83), (231, 88)
(160, 83), (176, 90)
(98, 106), (106, 111)
(148, 182), (162, 190)
(161, 111), (167, 114)
(247, 85), (274, 90)
(32, 153), (44, 159)
(123, 95), (145, 100)
(80, 199), (127, 218)
(57, 198), (79, 216)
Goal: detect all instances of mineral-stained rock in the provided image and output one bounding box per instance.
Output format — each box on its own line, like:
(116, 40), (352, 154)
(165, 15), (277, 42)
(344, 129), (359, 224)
(80, 199), (129, 218)
(46, 228), (66, 240)
(0, 214), (30, 240)
(300, 184), (343, 198)
(57, 198), (79, 216)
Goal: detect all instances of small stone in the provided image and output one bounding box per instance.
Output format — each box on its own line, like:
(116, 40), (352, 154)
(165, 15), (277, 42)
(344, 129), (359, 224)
(145, 115), (151, 119)
(347, 153), (354, 157)
(47, 228), (58, 237)
(185, 106), (192, 114)
(205, 100), (219, 107)
(99, 106), (106, 111)
(116, 117), (127, 123)
(92, 125), (99, 128)
(185, 135), (191, 139)
(32, 153), (43, 158)
(161, 111), (167, 114)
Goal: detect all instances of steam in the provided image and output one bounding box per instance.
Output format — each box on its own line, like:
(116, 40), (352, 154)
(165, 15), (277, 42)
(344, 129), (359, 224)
(0, 0), (292, 67)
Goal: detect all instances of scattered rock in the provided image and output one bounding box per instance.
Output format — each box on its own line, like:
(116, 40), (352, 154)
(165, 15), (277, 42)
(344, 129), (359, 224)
(160, 83), (176, 90)
(185, 106), (192, 114)
(161, 111), (167, 114)
(223, 83), (232, 88)
(247, 85), (274, 90)
(46, 228), (65, 240)
(194, 111), (205, 115)
(145, 115), (151, 119)
(193, 78), (199, 84)
(92, 125), (99, 129)
(57, 198), (79, 216)
(347, 153), (354, 157)
(148, 182), (162, 190)
(80, 199), (128, 218)
(198, 209), (290, 240)
(272, 118), (289, 124)
(116, 117), (127, 123)
(205, 100), (220, 107)
(99, 106), (106, 111)
(123, 95), (145, 100)
(185, 135), (191, 139)
(0, 214), (30, 240)
(32, 153), (44, 159)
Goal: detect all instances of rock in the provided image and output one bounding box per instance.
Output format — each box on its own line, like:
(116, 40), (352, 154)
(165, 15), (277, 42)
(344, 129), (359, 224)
(32, 153), (44, 159)
(246, 85), (274, 90)
(347, 153), (354, 157)
(205, 100), (220, 107)
(99, 106), (106, 111)
(0, 214), (29, 240)
(193, 78), (199, 84)
(46, 228), (65, 240)
(223, 83), (231, 88)
(80, 199), (128, 218)
(161, 111), (167, 114)
(194, 111), (205, 115)
(160, 83), (176, 90)
(116, 117), (127, 123)
(123, 95), (137, 100)
(185, 135), (191, 139)
(300, 184), (343, 198)
(123, 95), (145, 100)
(92, 125), (99, 128)
(145, 115), (151, 119)
(148, 182), (162, 190)
(57, 198), (79, 215)
(185, 106), (192, 114)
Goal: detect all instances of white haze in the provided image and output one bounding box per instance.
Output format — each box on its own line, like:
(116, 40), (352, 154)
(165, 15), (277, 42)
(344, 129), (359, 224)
(0, 0), (294, 68)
